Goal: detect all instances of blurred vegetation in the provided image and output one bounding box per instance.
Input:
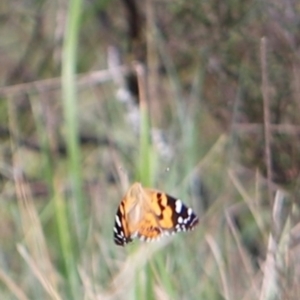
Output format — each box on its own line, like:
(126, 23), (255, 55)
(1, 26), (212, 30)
(0, 0), (300, 299)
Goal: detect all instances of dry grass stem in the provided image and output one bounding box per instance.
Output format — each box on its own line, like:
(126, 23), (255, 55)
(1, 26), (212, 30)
(17, 244), (62, 300)
(260, 37), (273, 205)
(225, 209), (260, 298)
(0, 268), (30, 300)
(259, 190), (289, 300)
(206, 234), (231, 300)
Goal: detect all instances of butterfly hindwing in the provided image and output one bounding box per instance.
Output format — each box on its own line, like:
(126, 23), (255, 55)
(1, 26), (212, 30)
(113, 201), (132, 246)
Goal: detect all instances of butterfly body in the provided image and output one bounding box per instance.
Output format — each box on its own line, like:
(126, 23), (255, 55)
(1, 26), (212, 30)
(113, 182), (199, 246)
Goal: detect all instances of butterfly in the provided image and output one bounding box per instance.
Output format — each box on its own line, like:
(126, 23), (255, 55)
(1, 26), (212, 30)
(113, 182), (199, 246)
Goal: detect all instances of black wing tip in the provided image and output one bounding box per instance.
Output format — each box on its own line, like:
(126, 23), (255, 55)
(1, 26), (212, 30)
(114, 235), (132, 246)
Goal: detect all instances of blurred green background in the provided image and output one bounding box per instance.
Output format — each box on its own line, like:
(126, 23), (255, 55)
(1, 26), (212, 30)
(0, 0), (299, 299)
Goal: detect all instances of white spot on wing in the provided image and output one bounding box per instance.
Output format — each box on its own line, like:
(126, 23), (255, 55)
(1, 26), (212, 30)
(115, 215), (121, 227)
(175, 224), (182, 231)
(184, 217), (190, 224)
(175, 199), (183, 213)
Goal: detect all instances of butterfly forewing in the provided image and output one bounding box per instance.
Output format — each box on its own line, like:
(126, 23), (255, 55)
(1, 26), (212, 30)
(153, 191), (199, 233)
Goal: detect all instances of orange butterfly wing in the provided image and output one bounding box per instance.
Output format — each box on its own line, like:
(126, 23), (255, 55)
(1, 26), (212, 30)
(113, 183), (198, 246)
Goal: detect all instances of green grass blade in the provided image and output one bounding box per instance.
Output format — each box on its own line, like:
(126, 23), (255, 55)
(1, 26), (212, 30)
(59, 0), (85, 297)
(61, 0), (86, 244)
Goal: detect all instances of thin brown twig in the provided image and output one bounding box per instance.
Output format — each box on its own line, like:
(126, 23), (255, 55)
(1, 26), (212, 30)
(146, 0), (160, 127)
(260, 37), (273, 205)
(134, 62), (148, 109)
(232, 123), (300, 134)
(0, 65), (130, 98)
